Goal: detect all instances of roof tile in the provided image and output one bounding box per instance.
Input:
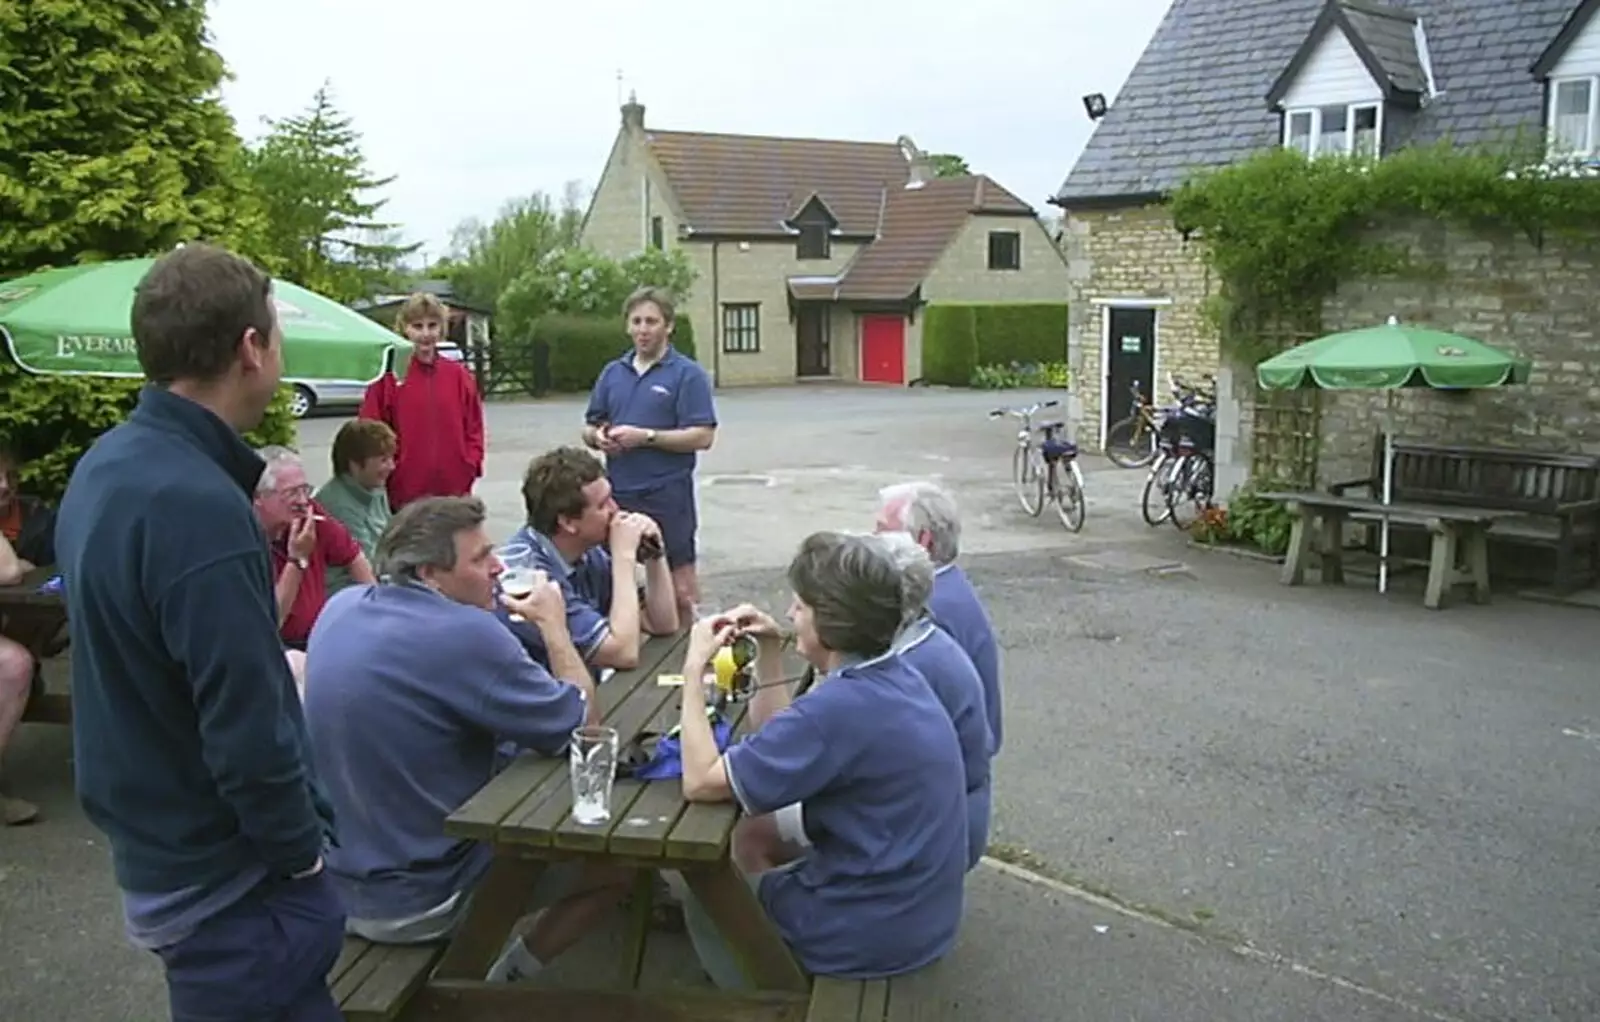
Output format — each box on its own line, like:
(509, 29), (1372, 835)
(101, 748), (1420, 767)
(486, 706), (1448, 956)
(645, 130), (910, 236)
(1055, 0), (1577, 203)
(833, 176), (1034, 301)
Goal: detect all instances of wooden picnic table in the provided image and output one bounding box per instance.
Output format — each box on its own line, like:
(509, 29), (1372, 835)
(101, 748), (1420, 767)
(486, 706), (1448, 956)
(0, 564), (70, 724)
(1259, 491), (1520, 610)
(409, 630), (813, 1022)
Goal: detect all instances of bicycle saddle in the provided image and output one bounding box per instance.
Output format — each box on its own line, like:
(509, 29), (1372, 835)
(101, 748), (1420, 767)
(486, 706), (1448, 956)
(1039, 420), (1068, 431)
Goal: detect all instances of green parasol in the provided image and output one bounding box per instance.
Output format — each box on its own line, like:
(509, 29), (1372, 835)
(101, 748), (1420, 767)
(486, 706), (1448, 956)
(0, 258), (412, 382)
(1256, 317), (1530, 391)
(1255, 316), (1529, 595)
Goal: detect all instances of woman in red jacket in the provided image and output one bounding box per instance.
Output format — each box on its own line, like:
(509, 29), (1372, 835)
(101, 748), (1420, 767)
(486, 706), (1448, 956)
(359, 293), (485, 510)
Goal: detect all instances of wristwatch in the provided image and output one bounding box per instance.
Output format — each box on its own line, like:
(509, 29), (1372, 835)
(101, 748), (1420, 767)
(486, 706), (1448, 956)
(293, 556), (309, 571)
(645, 429), (658, 446)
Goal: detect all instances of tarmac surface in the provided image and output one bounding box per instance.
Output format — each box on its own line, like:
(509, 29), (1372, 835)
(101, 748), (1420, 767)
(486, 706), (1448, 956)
(3, 385), (1596, 1020)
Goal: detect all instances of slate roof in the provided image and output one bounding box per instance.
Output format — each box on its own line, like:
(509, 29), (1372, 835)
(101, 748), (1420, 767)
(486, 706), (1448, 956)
(646, 129), (910, 236)
(1055, 0), (1578, 205)
(1340, 2), (1429, 95)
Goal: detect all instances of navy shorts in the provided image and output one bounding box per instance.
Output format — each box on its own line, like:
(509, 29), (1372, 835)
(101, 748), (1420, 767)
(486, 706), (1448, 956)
(155, 872), (347, 1022)
(615, 476), (699, 568)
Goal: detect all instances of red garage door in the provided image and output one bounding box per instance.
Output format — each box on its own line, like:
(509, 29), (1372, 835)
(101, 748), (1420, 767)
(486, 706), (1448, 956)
(859, 315), (905, 384)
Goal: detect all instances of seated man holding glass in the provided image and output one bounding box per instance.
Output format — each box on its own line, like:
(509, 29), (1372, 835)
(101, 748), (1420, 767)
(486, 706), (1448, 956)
(671, 531), (969, 985)
(303, 496), (631, 983)
(500, 446), (677, 672)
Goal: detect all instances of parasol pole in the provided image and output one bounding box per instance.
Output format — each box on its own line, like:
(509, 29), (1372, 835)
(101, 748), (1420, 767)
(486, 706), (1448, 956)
(1379, 416), (1394, 594)
(1378, 315), (1401, 595)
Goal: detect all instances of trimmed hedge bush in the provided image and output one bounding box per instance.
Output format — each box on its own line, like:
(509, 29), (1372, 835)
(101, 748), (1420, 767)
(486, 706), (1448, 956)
(921, 301), (1069, 385)
(0, 358), (298, 502)
(530, 313), (699, 392)
(920, 305), (979, 387)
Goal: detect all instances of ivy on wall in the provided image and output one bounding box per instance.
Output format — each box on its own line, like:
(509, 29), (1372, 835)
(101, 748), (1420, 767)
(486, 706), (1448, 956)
(1167, 141), (1600, 364)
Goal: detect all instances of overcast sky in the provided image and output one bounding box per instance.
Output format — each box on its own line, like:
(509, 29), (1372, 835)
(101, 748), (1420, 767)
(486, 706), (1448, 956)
(208, 0), (1170, 262)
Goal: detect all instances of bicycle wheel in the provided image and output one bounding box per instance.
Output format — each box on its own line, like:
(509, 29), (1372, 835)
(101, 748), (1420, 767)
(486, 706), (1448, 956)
(1166, 451), (1215, 532)
(1051, 460), (1087, 533)
(1012, 445), (1044, 516)
(1104, 416), (1156, 469)
(1140, 454), (1175, 526)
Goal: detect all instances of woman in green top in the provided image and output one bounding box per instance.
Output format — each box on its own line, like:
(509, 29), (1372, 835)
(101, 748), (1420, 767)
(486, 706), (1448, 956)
(315, 419), (397, 593)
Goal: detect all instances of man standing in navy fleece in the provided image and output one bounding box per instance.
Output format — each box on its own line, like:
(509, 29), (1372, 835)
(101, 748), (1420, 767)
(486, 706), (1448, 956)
(55, 244), (342, 1022)
(583, 287), (716, 623)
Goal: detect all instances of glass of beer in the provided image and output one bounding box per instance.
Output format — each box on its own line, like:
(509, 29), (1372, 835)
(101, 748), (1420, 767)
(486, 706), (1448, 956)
(498, 543), (537, 621)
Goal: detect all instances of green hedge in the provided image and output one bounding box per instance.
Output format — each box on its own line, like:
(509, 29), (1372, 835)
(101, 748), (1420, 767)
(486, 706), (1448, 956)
(531, 313), (699, 392)
(920, 305), (979, 386)
(921, 301), (1068, 385)
(0, 358), (298, 502)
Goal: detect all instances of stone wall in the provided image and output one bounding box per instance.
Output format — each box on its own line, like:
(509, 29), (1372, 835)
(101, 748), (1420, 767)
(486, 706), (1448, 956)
(1060, 202), (1218, 448)
(1311, 218), (1600, 485)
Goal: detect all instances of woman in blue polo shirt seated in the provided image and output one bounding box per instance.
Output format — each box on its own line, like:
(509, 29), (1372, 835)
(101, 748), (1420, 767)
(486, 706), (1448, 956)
(672, 530), (968, 985)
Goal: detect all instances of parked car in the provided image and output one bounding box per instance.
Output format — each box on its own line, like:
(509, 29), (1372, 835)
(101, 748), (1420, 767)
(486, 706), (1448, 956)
(286, 342), (464, 418)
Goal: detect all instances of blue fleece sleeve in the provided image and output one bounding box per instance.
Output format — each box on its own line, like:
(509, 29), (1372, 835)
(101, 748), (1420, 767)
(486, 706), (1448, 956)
(156, 551), (323, 877)
(468, 619), (588, 756)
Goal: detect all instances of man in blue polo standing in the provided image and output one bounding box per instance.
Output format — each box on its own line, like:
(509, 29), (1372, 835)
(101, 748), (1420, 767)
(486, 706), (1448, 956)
(583, 287), (717, 622)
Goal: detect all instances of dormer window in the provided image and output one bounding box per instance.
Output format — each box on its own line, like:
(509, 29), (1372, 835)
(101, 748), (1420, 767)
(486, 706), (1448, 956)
(1265, 0), (1431, 163)
(798, 223), (830, 260)
(1533, 1), (1600, 160)
(1283, 102), (1382, 159)
(786, 193), (839, 262)
(1549, 78), (1595, 157)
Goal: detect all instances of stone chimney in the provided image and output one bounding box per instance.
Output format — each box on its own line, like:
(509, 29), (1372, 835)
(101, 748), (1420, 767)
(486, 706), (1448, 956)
(621, 91), (645, 133)
(898, 135), (931, 189)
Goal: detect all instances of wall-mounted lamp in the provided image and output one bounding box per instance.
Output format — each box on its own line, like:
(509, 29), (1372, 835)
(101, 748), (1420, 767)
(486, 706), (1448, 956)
(1083, 93), (1108, 120)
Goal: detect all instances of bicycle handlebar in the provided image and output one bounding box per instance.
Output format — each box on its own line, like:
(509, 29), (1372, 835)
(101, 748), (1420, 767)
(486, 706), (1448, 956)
(989, 398), (1059, 419)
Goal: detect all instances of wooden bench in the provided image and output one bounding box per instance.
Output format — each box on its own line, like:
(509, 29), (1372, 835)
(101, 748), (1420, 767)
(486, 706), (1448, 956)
(1259, 491), (1517, 609)
(1331, 438), (1600, 593)
(329, 936), (446, 1021)
(807, 973), (937, 1021)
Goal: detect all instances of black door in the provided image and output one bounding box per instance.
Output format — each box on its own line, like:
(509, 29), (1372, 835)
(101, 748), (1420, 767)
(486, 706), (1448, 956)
(796, 305), (831, 377)
(1105, 307), (1157, 427)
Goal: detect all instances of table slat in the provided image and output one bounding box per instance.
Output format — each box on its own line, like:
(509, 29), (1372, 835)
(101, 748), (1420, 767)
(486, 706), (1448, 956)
(665, 699), (753, 860)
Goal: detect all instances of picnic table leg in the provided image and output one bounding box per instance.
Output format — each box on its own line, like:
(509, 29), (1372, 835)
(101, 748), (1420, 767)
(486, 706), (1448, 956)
(1465, 526), (1492, 604)
(620, 870), (654, 989)
(1318, 511), (1346, 585)
(1423, 525), (1458, 610)
(1281, 504), (1313, 586)
(431, 852), (550, 981)
(679, 860), (810, 994)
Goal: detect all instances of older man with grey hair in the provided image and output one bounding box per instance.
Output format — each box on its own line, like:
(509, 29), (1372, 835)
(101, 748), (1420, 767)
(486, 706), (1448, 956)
(875, 480), (1004, 752)
(877, 531), (993, 868)
(252, 445), (375, 654)
(303, 496), (632, 983)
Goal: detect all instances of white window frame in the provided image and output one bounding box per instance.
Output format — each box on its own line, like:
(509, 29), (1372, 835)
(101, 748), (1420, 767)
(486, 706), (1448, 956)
(1281, 102), (1384, 159)
(1546, 76), (1598, 159)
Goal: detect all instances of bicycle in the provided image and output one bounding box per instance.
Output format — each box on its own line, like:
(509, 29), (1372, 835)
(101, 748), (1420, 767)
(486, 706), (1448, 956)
(990, 400), (1086, 532)
(1105, 373), (1217, 469)
(1104, 380), (1159, 469)
(1163, 435), (1215, 532)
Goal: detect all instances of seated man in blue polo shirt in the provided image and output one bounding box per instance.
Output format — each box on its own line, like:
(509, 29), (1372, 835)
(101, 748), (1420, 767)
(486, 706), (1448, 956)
(504, 446), (678, 671)
(875, 480), (1004, 754)
(877, 531), (992, 869)
(303, 496), (631, 982)
(582, 286), (717, 624)
(670, 532), (969, 986)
